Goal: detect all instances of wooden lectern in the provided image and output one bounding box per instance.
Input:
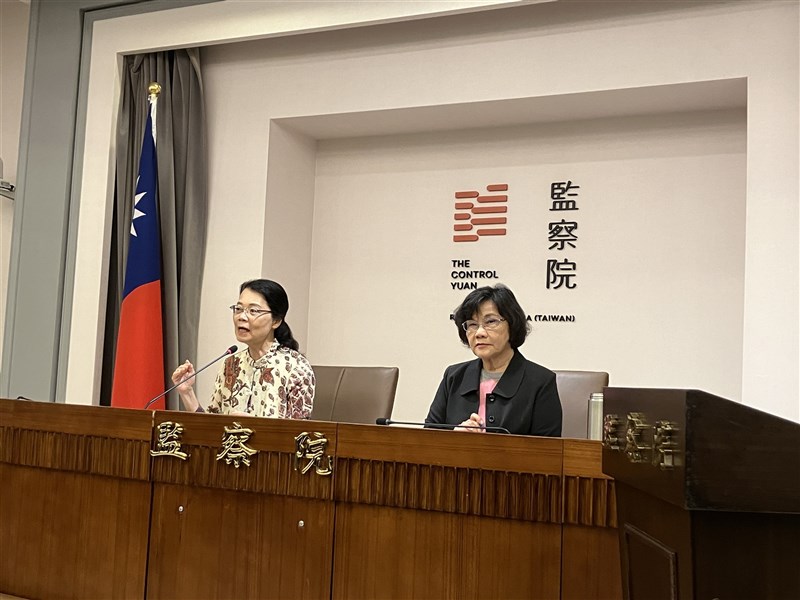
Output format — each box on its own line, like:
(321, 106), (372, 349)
(602, 388), (800, 600)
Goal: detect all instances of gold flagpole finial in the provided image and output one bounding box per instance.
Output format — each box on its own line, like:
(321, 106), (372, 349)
(148, 82), (162, 100)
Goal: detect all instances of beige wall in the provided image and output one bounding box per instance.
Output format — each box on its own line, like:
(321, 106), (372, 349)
(305, 110), (746, 421)
(0, 0), (29, 363)
(66, 0), (798, 422)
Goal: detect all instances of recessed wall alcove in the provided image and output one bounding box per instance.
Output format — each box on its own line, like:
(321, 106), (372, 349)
(206, 77), (746, 420)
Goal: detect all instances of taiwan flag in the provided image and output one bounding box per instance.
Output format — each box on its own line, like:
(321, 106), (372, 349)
(111, 102), (165, 409)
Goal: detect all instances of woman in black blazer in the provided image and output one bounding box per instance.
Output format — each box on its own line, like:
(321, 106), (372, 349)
(425, 285), (562, 437)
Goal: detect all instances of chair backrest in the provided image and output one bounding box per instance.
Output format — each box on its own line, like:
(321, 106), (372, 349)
(310, 365), (399, 425)
(554, 370), (609, 439)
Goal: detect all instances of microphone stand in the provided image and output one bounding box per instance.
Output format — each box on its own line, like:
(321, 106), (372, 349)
(143, 345), (238, 409)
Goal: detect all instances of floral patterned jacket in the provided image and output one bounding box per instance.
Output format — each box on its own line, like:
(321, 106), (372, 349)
(206, 341), (315, 419)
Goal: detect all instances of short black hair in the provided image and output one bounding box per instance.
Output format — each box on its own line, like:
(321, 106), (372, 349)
(453, 284), (530, 349)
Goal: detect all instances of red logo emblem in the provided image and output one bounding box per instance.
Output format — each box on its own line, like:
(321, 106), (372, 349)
(453, 184), (508, 242)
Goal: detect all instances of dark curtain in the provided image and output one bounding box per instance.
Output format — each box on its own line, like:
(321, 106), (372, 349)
(100, 49), (208, 409)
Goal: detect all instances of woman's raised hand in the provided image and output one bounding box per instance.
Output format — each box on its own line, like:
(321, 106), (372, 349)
(171, 360), (196, 395)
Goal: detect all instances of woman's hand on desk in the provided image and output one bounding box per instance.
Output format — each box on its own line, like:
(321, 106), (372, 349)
(457, 412), (485, 433)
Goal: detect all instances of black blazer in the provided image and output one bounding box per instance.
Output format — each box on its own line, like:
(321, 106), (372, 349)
(425, 350), (562, 437)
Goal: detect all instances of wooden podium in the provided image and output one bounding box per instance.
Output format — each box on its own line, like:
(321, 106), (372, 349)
(1, 398), (621, 599)
(602, 388), (800, 600)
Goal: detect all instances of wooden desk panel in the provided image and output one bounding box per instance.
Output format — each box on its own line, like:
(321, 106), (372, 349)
(147, 483), (333, 600)
(147, 415), (337, 599)
(0, 465), (151, 599)
(0, 399), (152, 599)
(335, 424), (563, 523)
(0, 400), (154, 441)
(335, 458), (561, 523)
(561, 525), (623, 600)
(336, 423), (563, 473)
(0, 400), (151, 480)
(333, 503), (562, 600)
(563, 439), (616, 528)
(1, 400), (621, 599)
(151, 412), (336, 500)
(561, 439), (621, 600)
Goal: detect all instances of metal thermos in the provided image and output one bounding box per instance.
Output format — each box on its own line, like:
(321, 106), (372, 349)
(587, 392), (604, 440)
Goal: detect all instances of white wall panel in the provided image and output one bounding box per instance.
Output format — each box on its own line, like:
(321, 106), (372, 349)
(308, 111), (746, 420)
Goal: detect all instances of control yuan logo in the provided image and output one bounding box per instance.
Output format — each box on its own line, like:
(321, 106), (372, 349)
(452, 184), (508, 242)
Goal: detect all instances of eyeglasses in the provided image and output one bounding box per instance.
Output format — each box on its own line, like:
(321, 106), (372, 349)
(462, 317), (506, 332)
(229, 305), (272, 318)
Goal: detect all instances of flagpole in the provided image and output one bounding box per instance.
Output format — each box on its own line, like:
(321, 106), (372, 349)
(148, 82), (160, 146)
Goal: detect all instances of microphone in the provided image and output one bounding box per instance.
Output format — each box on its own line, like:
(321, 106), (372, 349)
(143, 345), (238, 409)
(375, 418), (511, 434)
